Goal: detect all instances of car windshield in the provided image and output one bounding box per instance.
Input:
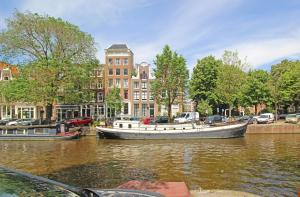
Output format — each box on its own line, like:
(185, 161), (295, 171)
(0, 168), (79, 196)
(260, 115), (269, 118)
(180, 113), (186, 118)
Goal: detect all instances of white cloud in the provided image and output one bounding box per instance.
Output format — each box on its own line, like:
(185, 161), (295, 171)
(19, 0), (149, 26)
(203, 29), (300, 68)
(131, 0), (242, 65)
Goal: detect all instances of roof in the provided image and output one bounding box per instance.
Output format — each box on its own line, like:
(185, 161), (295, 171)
(0, 62), (18, 74)
(107, 44), (128, 50)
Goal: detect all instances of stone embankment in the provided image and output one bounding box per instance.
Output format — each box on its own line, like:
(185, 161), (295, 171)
(246, 122), (300, 134)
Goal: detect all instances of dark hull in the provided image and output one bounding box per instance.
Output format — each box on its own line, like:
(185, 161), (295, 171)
(97, 123), (248, 140)
(0, 133), (80, 141)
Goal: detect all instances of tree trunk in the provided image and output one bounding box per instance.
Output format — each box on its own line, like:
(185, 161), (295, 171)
(255, 104), (258, 115)
(275, 103), (278, 121)
(168, 103), (172, 123)
(46, 103), (52, 123)
(229, 105), (232, 119)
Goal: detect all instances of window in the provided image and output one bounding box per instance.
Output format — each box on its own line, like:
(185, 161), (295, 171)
(123, 79), (128, 88)
(109, 68), (113, 75)
(124, 68), (128, 75)
(116, 78), (120, 87)
(150, 104), (154, 116)
(142, 82), (147, 89)
(124, 90), (128, 99)
(142, 92), (147, 100)
(134, 104), (139, 117)
(96, 82), (102, 89)
(116, 68), (120, 75)
(124, 103), (128, 114)
(134, 82), (139, 89)
(97, 92), (103, 102)
(141, 71), (148, 79)
(108, 58), (113, 65)
(134, 92), (139, 100)
(109, 79), (113, 87)
(142, 104), (147, 117)
(124, 58), (128, 65)
(116, 58), (120, 65)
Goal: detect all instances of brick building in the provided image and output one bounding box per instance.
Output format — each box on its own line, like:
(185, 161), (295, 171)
(104, 44), (134, 116)
(131, 62), (158, 118)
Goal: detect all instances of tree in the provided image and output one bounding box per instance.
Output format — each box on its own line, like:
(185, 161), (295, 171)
(151, 45), (189, 122)
(105, 88), (123, 117)
(242, 70), (272, 115)
(189, 56), (221, 107)
(215, 51), (247, 118)
(197, 100), (213, 116)
(0, 11), (98, 121)
(270, 60), (300, 114)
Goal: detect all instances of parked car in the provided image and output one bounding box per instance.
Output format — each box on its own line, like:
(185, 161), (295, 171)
(278, 114), (288, 119)
(205, 115), (227, 125)
(6, 119), (39, 126)
(6, 119), (21, 126)
(143, 117), (155, 125)
(64, 117), (93, 127)
(0, 118), (15, 125)
(237, 115), (255, 124)
(256, 113), (275, 124)
(174, 112), (199, 123)
(19, 119), (40, 126)
(285, 114), (300, 124)
(155, 116), (169, 123)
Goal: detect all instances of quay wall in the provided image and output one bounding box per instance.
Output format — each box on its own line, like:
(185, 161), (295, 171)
(246, 124), (300, 134)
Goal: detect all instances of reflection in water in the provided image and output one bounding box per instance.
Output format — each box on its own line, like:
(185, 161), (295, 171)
(0, 134), (300, 196)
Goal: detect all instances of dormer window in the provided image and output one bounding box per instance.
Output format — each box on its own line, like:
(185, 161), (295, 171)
(140, 71), (148, 79)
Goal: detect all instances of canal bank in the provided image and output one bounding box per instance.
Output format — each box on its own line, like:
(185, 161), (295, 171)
(246, 123), (300, 134)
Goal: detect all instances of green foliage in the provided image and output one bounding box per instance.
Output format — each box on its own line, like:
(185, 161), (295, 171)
(270, 60), (300, 107)
(241, 70), (272, 114)
(105, 87), (123, 116)
(0, 11), (99, 110)
(151, 45), (189, 121)
(0, 11), (97, 64)
(189, 56), (221, 105)
(197, 100), (213, 116)
(215, 51), (247, 117)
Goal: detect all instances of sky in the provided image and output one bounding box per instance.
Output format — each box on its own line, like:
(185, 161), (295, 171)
(1, 0), (300, 71)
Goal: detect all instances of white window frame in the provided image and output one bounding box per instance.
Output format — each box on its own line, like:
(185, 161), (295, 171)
(134, 92), (139, 100)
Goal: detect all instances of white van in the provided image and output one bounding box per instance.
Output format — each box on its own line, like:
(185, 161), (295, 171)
(174, 112), (199, 123)
(256, 113), (275, 124)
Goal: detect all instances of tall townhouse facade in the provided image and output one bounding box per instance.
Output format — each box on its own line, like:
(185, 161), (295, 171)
(0, 62), (44, 120)
(131, 62), (158, 118)
(104, 44), (134, 116)
(54, 65), (105, 121)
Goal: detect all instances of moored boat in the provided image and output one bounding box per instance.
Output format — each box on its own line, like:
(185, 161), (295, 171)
(0, 125), (80, 140)
(96, 120), (248, 140)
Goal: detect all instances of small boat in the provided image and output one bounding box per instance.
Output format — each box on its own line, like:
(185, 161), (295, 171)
(96, 120), (248, 140)
(0, 125), (80, 140)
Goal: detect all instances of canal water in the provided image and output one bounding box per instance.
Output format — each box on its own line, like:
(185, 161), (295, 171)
(0, 134), (299, 196)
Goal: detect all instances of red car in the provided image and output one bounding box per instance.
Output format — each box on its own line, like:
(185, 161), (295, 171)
(65, 117), (93, 127)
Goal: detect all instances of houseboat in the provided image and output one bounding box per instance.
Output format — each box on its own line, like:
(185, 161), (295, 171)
(96, 120), (248, 140)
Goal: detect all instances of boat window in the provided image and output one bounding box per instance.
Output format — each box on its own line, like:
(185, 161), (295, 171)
(119, 124), (123, 128)
(128, 124), (132, 128)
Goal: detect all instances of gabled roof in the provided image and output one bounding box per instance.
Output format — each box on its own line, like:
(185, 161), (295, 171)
(107, 44), (128, 50)
(0, 62), (18, 74)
